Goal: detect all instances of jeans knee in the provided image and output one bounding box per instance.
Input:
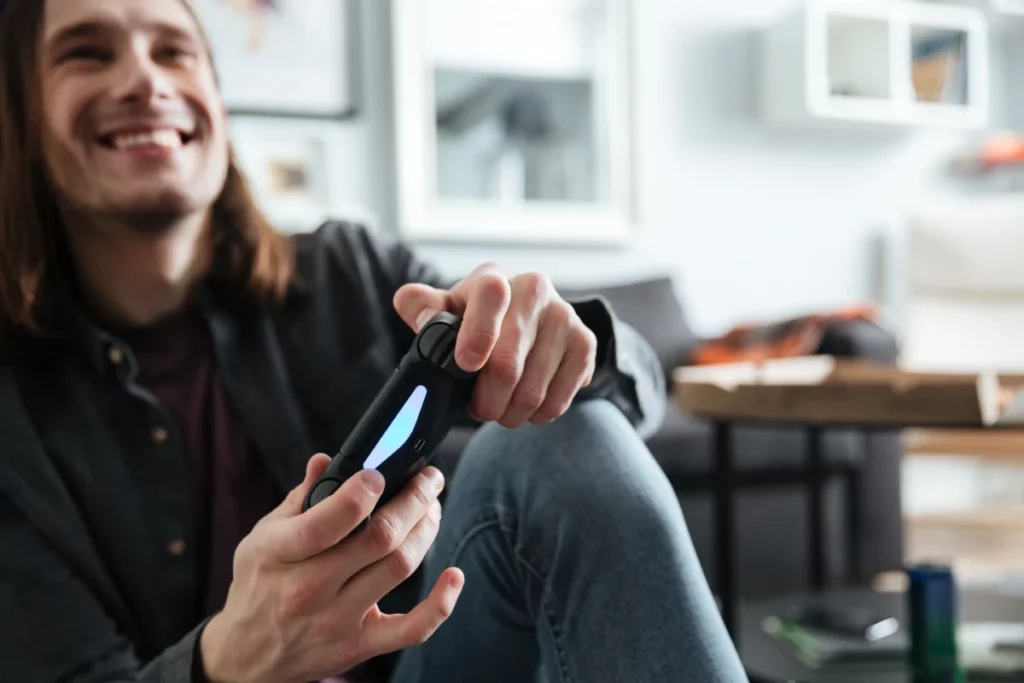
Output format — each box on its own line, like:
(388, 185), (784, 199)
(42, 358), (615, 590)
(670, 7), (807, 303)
(456, 399), (677, 523)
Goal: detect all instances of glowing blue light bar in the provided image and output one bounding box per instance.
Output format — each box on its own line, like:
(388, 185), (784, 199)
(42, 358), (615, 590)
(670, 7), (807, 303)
(363, 385), (427, 470)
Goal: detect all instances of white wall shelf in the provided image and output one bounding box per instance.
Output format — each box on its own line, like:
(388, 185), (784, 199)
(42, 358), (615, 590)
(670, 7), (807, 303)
(930, 0), (1024, 35)
(760, 0), (990, 130)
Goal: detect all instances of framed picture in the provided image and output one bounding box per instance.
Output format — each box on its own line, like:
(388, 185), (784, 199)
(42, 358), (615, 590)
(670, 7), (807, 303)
(229, 117), (376, 233)
(189, 0), (361, 119)
(392, 0), (634, 246)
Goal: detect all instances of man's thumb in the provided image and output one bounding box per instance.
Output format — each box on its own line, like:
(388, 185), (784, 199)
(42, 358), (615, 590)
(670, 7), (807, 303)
(394, 283), (448, 332)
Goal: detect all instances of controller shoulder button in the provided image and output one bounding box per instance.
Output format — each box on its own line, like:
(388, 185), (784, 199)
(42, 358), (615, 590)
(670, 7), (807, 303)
(308, 479), (341, 508)
(417, 321), (456, 362)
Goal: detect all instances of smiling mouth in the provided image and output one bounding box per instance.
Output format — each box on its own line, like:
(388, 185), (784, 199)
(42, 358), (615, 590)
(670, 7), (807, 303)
(97, 128), (196, 151)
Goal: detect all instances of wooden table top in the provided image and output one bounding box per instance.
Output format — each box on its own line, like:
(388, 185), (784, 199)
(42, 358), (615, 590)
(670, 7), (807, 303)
(673, 356), (1024, 458)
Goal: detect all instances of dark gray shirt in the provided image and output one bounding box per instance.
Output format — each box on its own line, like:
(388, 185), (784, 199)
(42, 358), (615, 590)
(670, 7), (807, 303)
(0, 221), (667, 683)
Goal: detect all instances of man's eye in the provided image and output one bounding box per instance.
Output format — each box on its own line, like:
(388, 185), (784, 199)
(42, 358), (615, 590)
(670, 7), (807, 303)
(60, 46), (111, 63)
(158, 46), (195, 61)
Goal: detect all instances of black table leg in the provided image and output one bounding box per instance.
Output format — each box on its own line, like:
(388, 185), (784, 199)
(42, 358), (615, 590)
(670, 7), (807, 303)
(713, 421), (737, 638)
(807, 426), (826, 590)
(846, 442), (863, 584)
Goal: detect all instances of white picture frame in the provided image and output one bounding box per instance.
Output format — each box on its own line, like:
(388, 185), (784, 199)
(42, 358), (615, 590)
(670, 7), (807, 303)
(392, 0), (634, 246)
(189, 0), (360, 119)
(228, 117), (375, 233)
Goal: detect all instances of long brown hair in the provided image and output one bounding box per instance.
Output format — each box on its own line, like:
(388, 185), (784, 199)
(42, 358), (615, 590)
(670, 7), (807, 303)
(0, 0), (295, 358)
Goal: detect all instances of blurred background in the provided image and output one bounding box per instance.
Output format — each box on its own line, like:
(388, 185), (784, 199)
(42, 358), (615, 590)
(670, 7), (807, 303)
(198, 0), (1024, 610)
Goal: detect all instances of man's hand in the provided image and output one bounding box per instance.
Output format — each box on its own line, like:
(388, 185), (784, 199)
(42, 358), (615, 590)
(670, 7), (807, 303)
(394, 264), (598, 429)
(200, 455), (464, 683)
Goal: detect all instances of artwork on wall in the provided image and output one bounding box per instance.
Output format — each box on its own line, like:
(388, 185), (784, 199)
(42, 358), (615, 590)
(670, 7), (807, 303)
(229, 117), (375, 233)
(189, 0), (361, 119)
(392, 0), (634, 246)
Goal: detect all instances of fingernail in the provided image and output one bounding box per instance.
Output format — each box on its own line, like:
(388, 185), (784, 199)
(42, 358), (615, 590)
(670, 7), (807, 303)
(456, 349), (483, 370)
(425, 467), (445, 492)
(416, 309), (439, 331)
(364, 469), (385, 494)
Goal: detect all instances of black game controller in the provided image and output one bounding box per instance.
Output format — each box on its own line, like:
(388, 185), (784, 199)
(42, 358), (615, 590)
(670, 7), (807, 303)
(302, 311), (478, 516)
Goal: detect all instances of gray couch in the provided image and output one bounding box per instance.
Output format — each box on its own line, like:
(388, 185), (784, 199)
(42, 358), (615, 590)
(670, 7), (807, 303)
(435, 275), (903, 600)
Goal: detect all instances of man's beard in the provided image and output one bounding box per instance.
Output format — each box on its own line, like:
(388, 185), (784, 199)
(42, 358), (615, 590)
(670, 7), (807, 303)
(43, 137), (206, 235)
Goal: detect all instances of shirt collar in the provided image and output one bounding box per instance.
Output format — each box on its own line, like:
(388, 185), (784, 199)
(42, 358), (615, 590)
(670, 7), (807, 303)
(57, 277), (227, 377)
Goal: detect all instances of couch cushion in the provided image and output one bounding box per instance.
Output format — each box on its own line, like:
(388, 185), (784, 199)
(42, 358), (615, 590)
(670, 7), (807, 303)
(438, 411), (864, 487)
(559, 276), (697, 376)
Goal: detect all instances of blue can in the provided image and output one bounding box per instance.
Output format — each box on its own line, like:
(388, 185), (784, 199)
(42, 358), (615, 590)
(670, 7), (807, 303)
(906, 563), (963, 683)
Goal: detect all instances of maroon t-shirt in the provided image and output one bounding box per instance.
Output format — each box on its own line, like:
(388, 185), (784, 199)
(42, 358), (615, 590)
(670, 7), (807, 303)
(122, 306), (284, 619)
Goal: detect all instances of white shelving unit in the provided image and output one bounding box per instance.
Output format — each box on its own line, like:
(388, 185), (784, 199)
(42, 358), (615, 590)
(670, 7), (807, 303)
(760, 0), (990, 130)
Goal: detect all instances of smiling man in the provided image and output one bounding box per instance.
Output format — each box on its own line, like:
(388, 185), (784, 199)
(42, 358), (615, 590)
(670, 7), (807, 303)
(0, 1), (747, 682)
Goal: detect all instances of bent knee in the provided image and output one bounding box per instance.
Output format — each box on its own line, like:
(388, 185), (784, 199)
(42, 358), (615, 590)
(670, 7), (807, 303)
(459, 399), (672, 505)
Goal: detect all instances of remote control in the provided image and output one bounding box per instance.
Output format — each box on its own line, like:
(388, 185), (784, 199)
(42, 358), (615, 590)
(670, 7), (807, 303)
(302, 311), (477, 515)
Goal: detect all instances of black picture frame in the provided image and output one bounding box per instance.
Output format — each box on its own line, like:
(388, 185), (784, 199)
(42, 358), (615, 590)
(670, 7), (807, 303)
(191, 0), (362, 121)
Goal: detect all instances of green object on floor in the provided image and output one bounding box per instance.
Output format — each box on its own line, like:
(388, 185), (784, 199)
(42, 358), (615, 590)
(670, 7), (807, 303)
(761, 615), (906, 670)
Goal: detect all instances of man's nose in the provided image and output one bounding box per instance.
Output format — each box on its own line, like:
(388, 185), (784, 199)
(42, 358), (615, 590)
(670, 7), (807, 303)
(110, 43), (173, 105)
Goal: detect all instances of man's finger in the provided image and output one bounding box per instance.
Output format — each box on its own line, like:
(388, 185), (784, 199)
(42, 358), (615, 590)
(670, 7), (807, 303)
(264, 453), (333, 521)
(338, 499), (442, 615)
(393, 283), (450, 333)
(449, 264), (510, 372)
(267, 468), (385, 563)
(531, 329), (596, 425)
(351, 467), (444, 567)
(498, 316), (569, 428)
(293, 467), (443, 596)
(359, 567), (465, 657)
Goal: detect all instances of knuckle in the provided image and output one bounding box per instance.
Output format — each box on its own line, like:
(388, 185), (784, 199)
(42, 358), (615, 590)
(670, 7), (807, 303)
(407, 619), (438, 646)
(437, 593), (456, 620)
(478, 269), (512, 301)
(367, 513), (402, 554)
(517, 272), (551, 308)
(293, 523), (322, 556)
(575, 325), (598, 355)
(410, 476), (434, 510)
(538, 400), (569, 422)
(411, 626), (434, 646)
(469, 325), (501, 352)
(488, 349), (523, 385)
(545, 299), (574, 327)
(512, 384), (546, 412)
(388, 544), (419, 582)
(473, 399), (502, 423)
(339, 491), (370, 524)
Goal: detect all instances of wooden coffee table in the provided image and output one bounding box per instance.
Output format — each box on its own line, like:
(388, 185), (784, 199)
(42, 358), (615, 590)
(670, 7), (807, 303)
(673, 357), (1024, 639)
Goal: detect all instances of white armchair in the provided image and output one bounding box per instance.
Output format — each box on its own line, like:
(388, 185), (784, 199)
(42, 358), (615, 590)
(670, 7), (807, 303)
(897, 197), (1024, 373)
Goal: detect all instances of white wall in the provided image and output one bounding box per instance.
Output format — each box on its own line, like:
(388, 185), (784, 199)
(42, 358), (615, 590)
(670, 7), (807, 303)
(341, 0), (1013, 337)
(1008, 38), (1024, 129)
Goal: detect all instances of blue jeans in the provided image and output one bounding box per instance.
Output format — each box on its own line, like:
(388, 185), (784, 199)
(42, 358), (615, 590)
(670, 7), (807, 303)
(389, 400), (749, 683)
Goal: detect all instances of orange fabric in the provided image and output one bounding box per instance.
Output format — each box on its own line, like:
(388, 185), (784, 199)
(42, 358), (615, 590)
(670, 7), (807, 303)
(690, 305), (879, 366)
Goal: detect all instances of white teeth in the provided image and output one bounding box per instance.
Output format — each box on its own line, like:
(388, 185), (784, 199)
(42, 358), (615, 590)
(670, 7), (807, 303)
(110, 129), (183, 151)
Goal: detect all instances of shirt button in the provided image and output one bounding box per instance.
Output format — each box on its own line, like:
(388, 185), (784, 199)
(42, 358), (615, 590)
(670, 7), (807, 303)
(107, 346), (124, 365)
(167, 539), (186, 556)
(151, 426), (169, 444)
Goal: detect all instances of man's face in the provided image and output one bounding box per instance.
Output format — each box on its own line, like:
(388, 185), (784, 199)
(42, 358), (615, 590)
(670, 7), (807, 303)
(38, 0), (228, 228)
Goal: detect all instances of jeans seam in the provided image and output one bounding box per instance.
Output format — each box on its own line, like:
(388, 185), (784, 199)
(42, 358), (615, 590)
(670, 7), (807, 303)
(442, 508), (573, 683)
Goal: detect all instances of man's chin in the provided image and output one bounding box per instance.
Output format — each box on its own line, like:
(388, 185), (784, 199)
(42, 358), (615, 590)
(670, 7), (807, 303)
(99, 190), (208, 233)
